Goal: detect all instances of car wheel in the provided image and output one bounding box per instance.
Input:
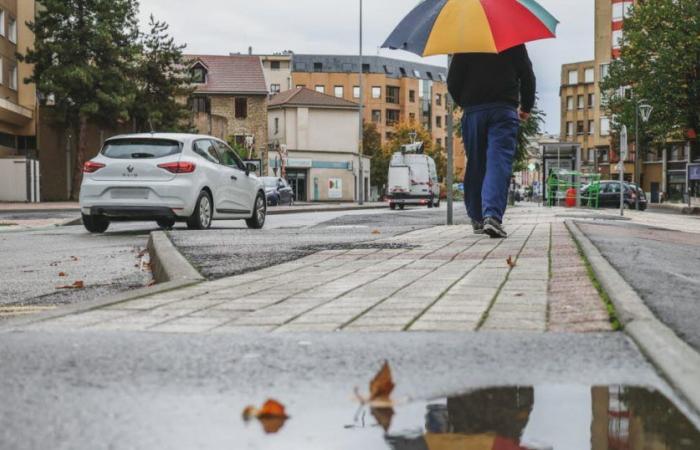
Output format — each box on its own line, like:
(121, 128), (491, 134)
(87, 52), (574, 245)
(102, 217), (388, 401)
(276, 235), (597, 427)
(390, 203), (396, 211)
(246, 192), (267, 229)
(187, 190), (213, 230)
(156, 219), (176, 230)
(82, 214), (110, 233)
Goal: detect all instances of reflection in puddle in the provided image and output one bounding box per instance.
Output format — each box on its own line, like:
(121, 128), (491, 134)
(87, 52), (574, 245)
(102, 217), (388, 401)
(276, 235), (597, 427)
(383, 386), (700, 450)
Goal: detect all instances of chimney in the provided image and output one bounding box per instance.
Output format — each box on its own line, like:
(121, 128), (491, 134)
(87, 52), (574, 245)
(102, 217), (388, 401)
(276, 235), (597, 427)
(248, 46), (253, 55)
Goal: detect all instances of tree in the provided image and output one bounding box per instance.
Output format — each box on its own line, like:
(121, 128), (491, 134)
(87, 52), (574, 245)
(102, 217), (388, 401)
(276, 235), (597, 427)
(131, 15), (194, 133)
(601, 0), (700, 157)
(363, 122), (388, 191)
(22, 0), (140, 199)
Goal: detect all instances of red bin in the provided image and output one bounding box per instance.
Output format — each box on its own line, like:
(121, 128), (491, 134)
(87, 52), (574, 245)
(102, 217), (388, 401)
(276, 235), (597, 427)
(565, 187), (577, 207)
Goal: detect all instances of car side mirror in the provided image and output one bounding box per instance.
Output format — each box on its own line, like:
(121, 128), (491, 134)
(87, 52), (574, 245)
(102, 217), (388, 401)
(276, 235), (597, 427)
(245, 163), (257, 175)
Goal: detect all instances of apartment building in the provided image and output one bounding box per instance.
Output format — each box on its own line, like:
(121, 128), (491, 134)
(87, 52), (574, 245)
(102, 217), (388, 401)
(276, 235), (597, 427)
(560, 61), (600, 173)
(259, 53), (293, 96)
(0, 0), (37, 157)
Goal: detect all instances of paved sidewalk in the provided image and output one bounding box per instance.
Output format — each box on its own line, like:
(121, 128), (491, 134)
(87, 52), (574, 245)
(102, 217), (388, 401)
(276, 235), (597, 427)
(20, 207), (614, 334)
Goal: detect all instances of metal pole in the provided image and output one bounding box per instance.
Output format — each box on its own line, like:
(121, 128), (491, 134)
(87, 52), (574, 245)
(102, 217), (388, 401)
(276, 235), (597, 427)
(446, 55), (454, 225)
(635, 102), (640, 210)
(620, 125), (628, 217)
(357, 0), (364, 205)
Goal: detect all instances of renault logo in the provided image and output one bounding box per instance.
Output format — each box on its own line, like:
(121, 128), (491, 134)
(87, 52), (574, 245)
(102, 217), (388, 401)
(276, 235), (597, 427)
(127, 165), (135, 173)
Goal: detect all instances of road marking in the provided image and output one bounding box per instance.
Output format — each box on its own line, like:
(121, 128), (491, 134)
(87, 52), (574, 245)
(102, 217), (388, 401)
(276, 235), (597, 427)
(0, 306), (56, 317)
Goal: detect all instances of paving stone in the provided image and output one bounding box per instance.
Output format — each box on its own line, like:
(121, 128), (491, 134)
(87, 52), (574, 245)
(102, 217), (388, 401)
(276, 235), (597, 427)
(409, 320), (477, 332)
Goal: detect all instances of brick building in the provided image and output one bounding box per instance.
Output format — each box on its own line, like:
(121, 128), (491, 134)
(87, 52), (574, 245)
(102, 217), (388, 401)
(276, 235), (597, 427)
(186, 54), (269, 172)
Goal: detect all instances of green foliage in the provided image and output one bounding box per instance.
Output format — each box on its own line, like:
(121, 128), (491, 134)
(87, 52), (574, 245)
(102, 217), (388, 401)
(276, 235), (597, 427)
(132, 15), (195, 133)
(363, 122), (389, 191)
(601, 0), (700, 155)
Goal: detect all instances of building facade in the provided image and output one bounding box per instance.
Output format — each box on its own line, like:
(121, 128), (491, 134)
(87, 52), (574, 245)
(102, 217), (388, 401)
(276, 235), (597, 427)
(259, 53), (293, 96)
(186, 55), (269, 172)
(0, 0), (37, 157)
(268, 88), (370, 202)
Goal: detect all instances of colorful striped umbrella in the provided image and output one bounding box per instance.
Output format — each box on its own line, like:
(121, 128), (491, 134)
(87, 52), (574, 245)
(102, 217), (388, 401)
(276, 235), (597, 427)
(382, 0), (558, 56)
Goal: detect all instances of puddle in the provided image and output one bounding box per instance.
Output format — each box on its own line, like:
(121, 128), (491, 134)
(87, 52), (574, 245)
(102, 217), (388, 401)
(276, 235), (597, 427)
(241, 386), (700, 449)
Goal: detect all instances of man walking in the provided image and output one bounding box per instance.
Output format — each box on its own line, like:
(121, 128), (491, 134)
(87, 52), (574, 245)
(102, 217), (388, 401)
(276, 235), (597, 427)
(448, 44), (536, 238)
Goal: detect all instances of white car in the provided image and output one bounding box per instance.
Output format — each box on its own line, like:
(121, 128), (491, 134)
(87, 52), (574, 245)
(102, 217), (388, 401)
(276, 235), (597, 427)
(79, 133), (267, 233)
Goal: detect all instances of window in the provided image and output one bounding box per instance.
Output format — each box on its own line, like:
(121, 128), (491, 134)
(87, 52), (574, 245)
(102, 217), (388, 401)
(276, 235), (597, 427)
(191, 96), (210, 114)
(436, 138), (442, 147)
(577, 121), (585, 135)
(409, 112), (416, 122)
(600, 149), (609, 162)
(234, 97), (248, 119)
(566, 122), (574, 136)
(588, 120), (595, 135)
(566, 96), (574, 111)
(270, 61), (281, 70)
(313, 62), (323, 72)
(568, 70), (578, 85)
(435, 93), (442, 106)
(342, 63), (353, 72)
(587, 149), (596, 162)
(371, 87), (381, 99)
(8, 17), (16, 43)
(353, 86), (360, 99)
(0, 10), (5, 36)
(588, 93), (595, 108)
(413, 69), (420, 78)
(386, 86), (399, 104)
(600, 117), (610, 136)
(296, 84), (306, 89)
(274, 117), (279, 135)
(383, 65), (393, 74)
(612, 2), (633, 21)
(216, 141), (246, 170)
(584, 68), (595, 83)
(334, 86), (344, 98)
(315, 85), (325, 94)
(612, 30), (624, 49)
(577, 95), (585, 110)
(270, 84), (281, 94)
(399, 67), (407, 76)
(426, 71), (433, 80)
(409, 90), (416, 103)
(600, 64), (610, 80)
(192, 66), (206, 84)
(0, 58), (3, 85)
(371, 110), (381, 124)
(362, 63), (370, 73)
(193, 140), (220, 164)
(436, 116), (442, 128)
(386, 109), (400, 126)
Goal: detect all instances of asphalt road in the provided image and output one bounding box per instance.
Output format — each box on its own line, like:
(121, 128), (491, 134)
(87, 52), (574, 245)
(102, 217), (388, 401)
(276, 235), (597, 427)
(0, 330), (690, 450)
(578, 221), (700, 352)
(0, 206), (455, 308)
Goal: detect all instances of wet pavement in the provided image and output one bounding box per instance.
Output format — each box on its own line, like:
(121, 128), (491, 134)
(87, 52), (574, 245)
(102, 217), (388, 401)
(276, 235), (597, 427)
(1, 331), (698, 449)
(578, 221), (700, 352)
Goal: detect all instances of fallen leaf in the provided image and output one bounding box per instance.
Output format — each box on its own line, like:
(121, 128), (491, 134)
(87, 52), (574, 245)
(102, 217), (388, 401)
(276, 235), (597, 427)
(370, 361), (395, 403)
(70, 256), (79, 261)
(58, 272), (67, 277)
(507, 256), (516, 268)
(371, 407), (395, 432)
(56, 280), (85, 290)
(371, 229), (381, 235)
(242, 399), (289, 434)
(147, 280), (157, 287)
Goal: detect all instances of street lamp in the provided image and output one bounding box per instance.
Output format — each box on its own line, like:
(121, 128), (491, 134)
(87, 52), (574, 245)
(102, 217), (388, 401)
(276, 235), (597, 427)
(357, 0), (366, 205)
(635, 100), (653, 209)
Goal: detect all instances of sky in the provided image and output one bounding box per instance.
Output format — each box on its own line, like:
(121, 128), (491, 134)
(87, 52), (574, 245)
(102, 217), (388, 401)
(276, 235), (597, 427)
(137, 0), (594, 134)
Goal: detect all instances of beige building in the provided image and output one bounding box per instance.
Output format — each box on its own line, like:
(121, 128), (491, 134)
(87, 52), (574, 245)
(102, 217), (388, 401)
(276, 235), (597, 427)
(267, 87), (370, 202)
(560, 61), (600, 173)
(290, 54), (465, 178)
(186, 54), (269, 172)
(259, 53), (293, 95)
(0, 0), (37, 157)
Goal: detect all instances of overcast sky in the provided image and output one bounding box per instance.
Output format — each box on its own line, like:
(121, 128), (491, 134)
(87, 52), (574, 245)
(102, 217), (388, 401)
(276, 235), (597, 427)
(138, 0), (594, 134)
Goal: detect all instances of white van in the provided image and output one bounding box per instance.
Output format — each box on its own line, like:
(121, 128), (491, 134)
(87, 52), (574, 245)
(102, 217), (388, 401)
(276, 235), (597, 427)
(386, 151), (440, 210)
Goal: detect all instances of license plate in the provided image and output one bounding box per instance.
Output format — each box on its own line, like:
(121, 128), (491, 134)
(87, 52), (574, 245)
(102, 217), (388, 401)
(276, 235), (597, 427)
(110, 188), (149, 199)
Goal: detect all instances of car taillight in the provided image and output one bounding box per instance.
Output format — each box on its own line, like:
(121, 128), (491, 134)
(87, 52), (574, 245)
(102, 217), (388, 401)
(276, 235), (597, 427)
(157, 162), (196, 174)
(83, 161), (105, 173)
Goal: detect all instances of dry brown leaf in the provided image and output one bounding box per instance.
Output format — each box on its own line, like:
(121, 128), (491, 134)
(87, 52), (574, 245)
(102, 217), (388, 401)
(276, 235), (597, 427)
(371, 229), (381, 235)
(242, 399), (289, 434)
(371, 407), (395, 432)
(57, 280), (85, 290)
(70, 256), (79, 261)
(147, 280), (157, 287)
(370, 361), (395, 402)
(58, 272), (67, 277)
(507, 256), (516, 268)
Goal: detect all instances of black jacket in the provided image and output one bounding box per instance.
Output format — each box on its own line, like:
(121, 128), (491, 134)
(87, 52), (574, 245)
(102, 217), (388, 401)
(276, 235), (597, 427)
(447, 44), (536, 113)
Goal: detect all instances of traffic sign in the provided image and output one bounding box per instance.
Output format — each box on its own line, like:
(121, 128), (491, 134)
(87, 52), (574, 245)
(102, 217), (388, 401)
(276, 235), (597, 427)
(620, 125), (628, 161)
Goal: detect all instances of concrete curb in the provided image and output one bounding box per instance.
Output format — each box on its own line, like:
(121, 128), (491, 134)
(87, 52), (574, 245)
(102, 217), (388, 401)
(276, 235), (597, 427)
(648, 204), (700, 216)
(1, 231), (205, 332)
(566, 220), (700, 413)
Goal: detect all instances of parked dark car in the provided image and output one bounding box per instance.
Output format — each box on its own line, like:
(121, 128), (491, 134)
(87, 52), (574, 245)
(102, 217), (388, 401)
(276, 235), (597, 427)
(582, 180), (647, 210)
(262, 177), (294, 206)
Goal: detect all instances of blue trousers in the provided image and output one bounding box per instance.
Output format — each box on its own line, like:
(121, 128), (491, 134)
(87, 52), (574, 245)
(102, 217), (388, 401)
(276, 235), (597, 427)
(462, 103), (519, 223)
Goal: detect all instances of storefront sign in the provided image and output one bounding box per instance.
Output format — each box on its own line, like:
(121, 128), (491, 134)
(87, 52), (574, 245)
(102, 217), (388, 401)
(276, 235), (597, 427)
(328, 178), (343, 199)
(287, 159), (312, 168)
(689, 164), (700, 181)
